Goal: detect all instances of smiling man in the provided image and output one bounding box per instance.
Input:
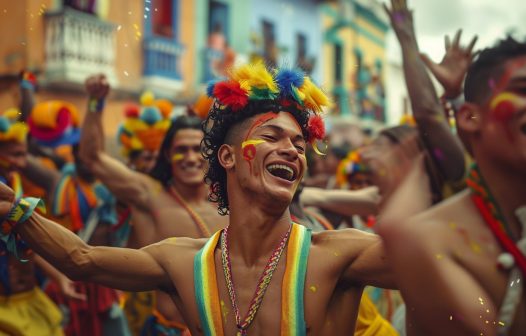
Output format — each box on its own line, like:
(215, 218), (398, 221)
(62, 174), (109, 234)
(79, 75), (227, 335)
(378, 37), (526, 336)
(2, 64), (396, 335)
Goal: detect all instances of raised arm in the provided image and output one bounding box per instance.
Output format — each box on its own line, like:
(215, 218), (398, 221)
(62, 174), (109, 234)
(79, 75), (154, 210)
(301, 186), (380, 217)
(384, 0), (466, 182)
(420, 29), (477, 101)
(18, 70), (37, 122)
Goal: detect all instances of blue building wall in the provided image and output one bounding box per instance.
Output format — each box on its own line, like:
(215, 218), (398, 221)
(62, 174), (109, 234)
(249, 0), (323, 83)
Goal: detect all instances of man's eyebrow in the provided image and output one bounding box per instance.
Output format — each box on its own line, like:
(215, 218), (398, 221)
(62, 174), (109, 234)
(257, 124), (305, 141)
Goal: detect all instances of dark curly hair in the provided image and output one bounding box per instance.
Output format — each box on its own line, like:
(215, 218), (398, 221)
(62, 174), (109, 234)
(465, 36), (526, 104)
(202, 100), (311, 216)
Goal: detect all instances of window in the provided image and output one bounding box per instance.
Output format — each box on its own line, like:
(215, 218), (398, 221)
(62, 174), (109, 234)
(334, 43), (342, 83)
(262, 20), (277, 67)
(151, 0), (175, 38)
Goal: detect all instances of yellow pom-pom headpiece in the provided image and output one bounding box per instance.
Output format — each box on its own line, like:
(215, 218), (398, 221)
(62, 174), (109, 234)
(0, 109), (28, 144)
(335, 150), (370, 187)
(117, 92), (172, 158)
(28, 100), (80, 147)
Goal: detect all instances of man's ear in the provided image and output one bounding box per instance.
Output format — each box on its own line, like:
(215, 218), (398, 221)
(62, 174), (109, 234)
(218, 144), (235, 170)
(456, 102), (482, 134)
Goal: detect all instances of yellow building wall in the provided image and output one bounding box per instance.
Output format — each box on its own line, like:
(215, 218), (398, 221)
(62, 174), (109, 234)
(179, 1), (196, 93)
(107, 0), (145, 91)
(1, 0), (198, 149)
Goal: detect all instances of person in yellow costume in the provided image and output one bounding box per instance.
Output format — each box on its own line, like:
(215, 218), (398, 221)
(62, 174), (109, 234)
(0, 110), (85, 336)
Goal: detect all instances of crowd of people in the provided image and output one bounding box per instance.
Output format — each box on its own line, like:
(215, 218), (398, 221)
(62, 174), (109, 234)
(0, 0), (525, 335)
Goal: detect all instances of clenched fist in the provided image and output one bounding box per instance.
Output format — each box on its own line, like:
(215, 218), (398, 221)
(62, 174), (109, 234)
(85, 74), (110, 100)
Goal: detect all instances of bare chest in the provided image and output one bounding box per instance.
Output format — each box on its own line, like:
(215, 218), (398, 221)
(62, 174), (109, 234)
(167, 245), (360, 335)
(445, 218), (526, 333)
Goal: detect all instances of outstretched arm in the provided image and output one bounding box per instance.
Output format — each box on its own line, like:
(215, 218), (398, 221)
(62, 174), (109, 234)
(18, 212), (171, 291)
(0, 183), (171, 291)
(79, 74), (154, 211)
(301, 186), (380, 217)
(385, 0), (466, 182)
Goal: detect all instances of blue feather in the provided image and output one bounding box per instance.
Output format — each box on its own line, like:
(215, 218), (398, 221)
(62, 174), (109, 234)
(275, 69), (305, 98)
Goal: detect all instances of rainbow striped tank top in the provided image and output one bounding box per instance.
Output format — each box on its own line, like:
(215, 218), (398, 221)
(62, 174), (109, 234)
(194, 223), (311, 336)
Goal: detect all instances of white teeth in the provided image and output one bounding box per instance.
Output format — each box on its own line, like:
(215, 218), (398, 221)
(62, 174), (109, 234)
(266, 164), (295, 181)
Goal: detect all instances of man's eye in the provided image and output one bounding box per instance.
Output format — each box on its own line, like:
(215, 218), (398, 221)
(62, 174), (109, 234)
(295, 145), (305, 152)
(262, 135), (276, 141)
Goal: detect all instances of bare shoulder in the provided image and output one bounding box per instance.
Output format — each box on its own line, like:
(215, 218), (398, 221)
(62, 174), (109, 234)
(311, 229), (380, 259)
(148, 236), (208, 253)
(389, 190), (474, 248)
(312, 228), (378, 246)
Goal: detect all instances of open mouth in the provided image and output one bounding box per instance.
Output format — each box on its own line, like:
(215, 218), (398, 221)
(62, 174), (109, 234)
(266, 164), (296, 182)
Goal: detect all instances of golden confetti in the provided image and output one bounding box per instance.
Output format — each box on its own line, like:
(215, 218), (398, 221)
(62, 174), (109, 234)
(309, 285), (317, 293)
(449, 315), (453, 320)
(470, 242), (482, 254)
(486, 309), (490, 313)
(220, 300), (229, 321)
(333, 251), (340, 257)
(448, 221), (457, 229)
(498, 321), (505, 326)
(435, 254), (443, 260)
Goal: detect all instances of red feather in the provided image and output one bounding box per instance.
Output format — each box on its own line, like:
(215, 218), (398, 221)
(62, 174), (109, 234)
(307, 115), (325, 141)
(213, 81), (249, 111)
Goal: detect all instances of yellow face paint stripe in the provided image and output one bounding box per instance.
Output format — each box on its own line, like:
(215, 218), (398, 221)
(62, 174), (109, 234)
(241, 139), (266, 149)
(171, 153), (184, 162)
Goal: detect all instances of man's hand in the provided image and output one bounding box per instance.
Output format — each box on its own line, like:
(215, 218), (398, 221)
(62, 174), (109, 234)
(383, 0), (415, 41)
(58, 276), (87, 301)
(420, 30), (478, 98)
(85, 74), (110, 100)
(0, 182), (15, 219)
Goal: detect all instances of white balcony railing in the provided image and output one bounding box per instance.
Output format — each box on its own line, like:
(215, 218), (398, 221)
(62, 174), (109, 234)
(44, 8), (117, 86)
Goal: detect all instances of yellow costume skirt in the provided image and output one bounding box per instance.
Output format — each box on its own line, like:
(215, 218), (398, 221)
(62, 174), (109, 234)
(355, 293), (398, 336)
(0, 287), (63, 336)
(122, 291), (156, 335)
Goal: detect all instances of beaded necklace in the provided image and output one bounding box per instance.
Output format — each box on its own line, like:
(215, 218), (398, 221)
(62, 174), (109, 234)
(466, 164), (526, 277)
(168, 185), (211, 237)
(221, 224), (292, 335)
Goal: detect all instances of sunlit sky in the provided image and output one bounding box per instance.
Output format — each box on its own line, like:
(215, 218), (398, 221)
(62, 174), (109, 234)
(386, 0), (526, 63)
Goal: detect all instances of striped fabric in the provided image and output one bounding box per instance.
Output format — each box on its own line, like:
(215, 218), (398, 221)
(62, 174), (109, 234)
(194, 223), (311, 336)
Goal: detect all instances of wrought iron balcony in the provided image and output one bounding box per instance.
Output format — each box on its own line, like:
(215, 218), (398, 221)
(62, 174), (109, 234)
(143, 36), (184, 81)
(44, 8), (117, 86)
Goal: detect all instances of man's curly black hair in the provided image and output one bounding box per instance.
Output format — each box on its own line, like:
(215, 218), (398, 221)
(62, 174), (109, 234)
(202, 100), (311, 216)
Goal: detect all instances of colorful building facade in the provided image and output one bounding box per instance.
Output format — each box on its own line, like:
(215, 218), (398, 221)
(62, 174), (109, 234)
(321, 0), (389, 126)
